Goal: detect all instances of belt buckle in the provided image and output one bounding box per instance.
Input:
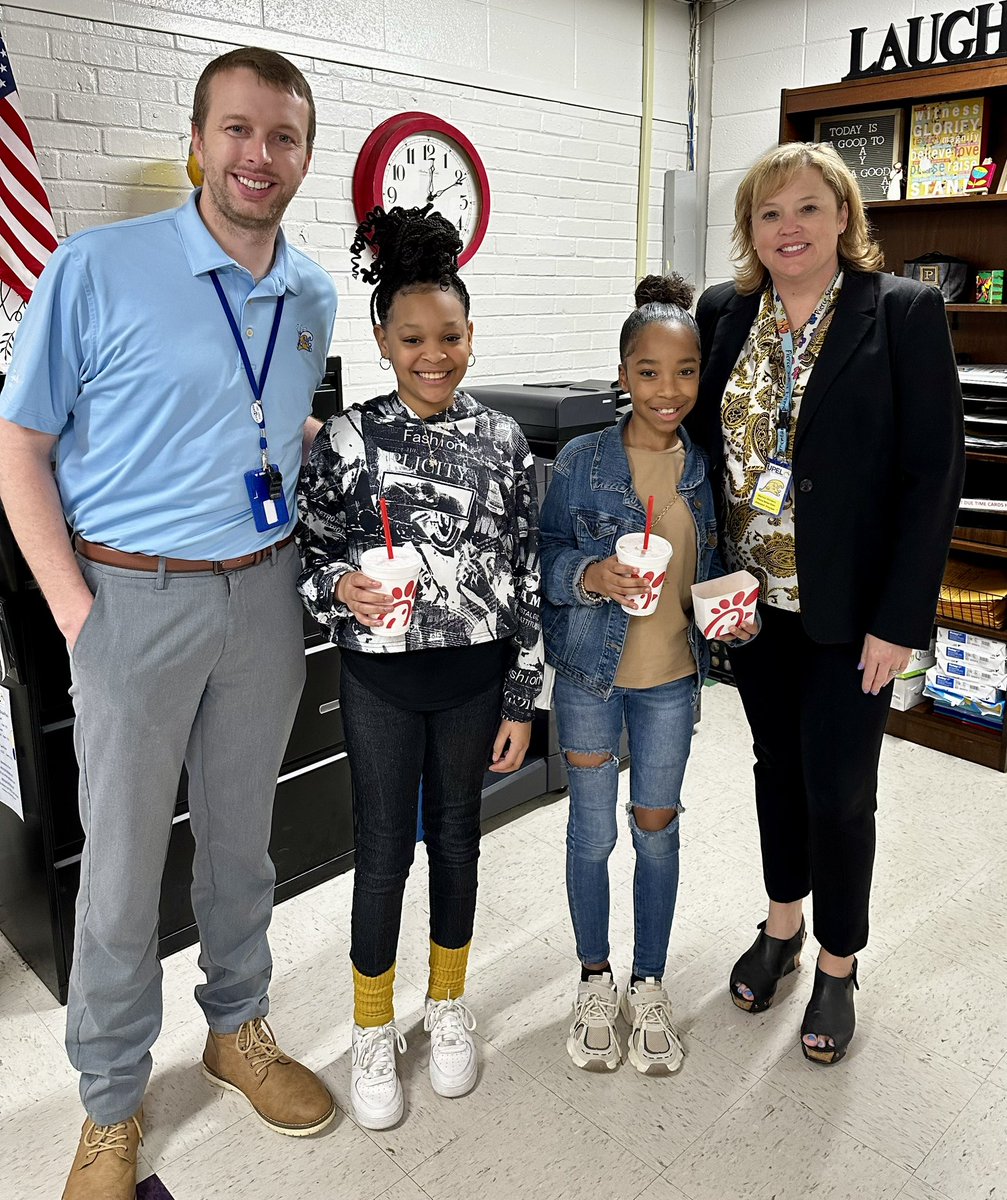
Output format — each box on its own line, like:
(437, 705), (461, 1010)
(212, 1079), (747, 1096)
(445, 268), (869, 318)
(212, 560), (226, 575)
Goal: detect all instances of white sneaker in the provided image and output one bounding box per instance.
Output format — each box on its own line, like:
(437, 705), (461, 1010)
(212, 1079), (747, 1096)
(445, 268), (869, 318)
(622, 978), (685, 1074)
(567, 973), (621, 1071)
(350, 1022), (407, 1129)
(423, 997), (478, 1098)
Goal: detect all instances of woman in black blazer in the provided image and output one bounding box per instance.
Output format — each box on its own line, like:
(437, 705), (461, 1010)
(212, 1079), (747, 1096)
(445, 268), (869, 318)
(688, 141), (964, 1064)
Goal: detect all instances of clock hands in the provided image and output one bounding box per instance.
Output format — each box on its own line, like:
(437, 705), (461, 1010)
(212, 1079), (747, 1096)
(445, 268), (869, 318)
(428, 178), (464, 202)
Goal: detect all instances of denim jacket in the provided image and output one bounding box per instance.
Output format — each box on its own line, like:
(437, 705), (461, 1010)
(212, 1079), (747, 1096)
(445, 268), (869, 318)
(540, 415), (721, 698)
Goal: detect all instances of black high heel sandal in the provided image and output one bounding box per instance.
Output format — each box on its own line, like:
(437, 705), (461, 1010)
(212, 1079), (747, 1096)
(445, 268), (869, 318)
(801, 958), (859, 1065)
(729, 918), (806, 1013)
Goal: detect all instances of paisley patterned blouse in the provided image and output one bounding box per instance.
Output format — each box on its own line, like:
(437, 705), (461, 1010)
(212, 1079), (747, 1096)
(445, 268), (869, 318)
(720, 273), (843, 610)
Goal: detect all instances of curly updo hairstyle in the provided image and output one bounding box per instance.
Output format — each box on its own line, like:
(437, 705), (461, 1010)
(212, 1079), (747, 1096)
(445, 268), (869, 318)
(619, 272), (699, 361)
(350, 204), (471, 327)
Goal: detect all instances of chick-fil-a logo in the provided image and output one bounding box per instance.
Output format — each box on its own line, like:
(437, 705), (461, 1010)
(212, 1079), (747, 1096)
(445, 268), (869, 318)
(629, 568), (667, 613)
(701, 584), (760, 638)
(376, 579), (417, 632)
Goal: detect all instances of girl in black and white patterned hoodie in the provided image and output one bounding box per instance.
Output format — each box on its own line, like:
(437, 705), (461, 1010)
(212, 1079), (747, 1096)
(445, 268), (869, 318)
(297, 204), (542, 1132)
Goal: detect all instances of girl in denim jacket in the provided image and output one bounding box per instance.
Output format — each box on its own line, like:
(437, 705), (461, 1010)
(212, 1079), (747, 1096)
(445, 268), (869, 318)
(540, 275), (753, 1075)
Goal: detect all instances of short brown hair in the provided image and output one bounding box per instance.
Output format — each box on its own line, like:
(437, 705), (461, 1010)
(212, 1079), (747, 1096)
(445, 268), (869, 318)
(191, 46), (316, 149)
(731, 141), (882, 294)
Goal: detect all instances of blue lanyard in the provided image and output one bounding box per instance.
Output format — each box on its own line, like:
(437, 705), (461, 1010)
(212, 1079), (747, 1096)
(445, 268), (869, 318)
(210, 269), (285, 471)
(771, 273), (840, 459)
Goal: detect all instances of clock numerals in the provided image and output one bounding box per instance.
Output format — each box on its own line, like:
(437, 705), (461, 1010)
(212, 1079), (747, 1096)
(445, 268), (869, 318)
(386, 185), (397, 204)
(422, 143), (436, 162)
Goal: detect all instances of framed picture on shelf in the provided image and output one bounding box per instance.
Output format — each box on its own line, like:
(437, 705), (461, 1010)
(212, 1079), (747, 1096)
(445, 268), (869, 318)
(906, 96), (985, 198)
(814, 107), (904, 202)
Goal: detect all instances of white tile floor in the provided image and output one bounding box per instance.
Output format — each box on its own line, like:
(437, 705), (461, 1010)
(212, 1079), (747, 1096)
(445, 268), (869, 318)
(2, 681), (1006, 1200)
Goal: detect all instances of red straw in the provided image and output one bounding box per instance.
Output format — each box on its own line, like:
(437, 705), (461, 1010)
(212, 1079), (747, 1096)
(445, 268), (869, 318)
(643, 494), (655, 551)
(379, 497), (394, 559)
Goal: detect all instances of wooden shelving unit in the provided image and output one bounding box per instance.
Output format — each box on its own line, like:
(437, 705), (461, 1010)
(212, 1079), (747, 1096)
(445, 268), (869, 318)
(781, 63), (1007, 772)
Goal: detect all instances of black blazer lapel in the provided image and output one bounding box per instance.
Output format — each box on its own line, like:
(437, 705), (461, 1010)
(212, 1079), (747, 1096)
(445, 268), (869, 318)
(794, 270), (877, 451)
(695, 288), (759, 465)
(704, 289), (760, 404)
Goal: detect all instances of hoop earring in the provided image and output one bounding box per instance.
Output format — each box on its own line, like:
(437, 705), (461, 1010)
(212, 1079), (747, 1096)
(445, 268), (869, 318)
(467, 352), (477, 367)
(378, 356), (391, 371)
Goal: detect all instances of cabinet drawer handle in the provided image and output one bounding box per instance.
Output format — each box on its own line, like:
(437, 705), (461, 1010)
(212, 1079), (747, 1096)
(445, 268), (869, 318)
(277, 750), (348, 784)
(318, 699), (340, 714)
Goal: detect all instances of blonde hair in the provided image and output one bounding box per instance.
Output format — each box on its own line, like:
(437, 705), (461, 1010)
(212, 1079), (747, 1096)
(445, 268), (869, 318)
(731, 142), (883, 295)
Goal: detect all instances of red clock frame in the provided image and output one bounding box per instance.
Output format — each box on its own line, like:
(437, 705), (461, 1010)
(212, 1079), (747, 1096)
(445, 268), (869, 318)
(352, 112), (491, 266)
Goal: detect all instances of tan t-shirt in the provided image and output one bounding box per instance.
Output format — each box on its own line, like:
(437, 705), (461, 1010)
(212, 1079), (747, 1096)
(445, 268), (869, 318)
(614, 442), (697, 689)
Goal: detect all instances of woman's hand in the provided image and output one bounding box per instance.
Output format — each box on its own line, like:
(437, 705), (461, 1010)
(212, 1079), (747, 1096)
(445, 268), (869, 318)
(858, 633), (912, 695)
(489, 719), (531, 773)
(582, 556), (649, 604)
(718, 618), (760, 643)
(335, 571), (394, 627)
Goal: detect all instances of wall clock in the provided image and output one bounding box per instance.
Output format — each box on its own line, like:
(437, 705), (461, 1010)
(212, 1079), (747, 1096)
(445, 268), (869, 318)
(352, 112), (491, 266)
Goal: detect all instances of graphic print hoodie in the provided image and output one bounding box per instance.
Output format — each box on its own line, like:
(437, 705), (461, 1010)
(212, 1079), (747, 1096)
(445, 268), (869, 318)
(297, 391), (544, 723)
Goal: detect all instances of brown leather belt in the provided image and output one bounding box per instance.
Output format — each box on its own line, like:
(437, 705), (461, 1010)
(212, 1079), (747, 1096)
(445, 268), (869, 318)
(74, 532), (296, 574)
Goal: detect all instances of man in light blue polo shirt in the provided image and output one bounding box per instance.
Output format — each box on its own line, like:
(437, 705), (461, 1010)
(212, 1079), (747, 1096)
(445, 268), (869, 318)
(0, 47), (337, 1200)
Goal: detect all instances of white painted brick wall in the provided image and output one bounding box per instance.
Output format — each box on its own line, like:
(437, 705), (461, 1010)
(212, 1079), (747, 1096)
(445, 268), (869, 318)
(704, 0), (929, 286)
(5, 2), (693, 406)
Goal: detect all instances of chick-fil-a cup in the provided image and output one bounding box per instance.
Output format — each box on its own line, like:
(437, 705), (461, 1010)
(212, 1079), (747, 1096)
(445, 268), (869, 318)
(615, 532), (673, 617)
(359, 543), (422, 637)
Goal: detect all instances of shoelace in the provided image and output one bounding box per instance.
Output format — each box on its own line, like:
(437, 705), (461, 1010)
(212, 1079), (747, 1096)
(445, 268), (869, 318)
(236, 1017), (288, 1077)
(356, 1023), (407, 1081)
(424, 998), (476, 1050)
(83, 1114), (143, 1161)
(571, 989), (618, 1036)
(633, 995), (684, 1056)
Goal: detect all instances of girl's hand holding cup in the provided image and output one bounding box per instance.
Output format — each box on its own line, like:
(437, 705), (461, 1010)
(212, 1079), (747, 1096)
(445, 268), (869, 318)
(336, 571), (394, 627)
(582, 556), (650, 605)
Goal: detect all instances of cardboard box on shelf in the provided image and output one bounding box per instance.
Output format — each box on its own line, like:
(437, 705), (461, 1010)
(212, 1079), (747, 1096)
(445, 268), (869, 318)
(896, 642), (936, 678)
(891, 674), (927, 710)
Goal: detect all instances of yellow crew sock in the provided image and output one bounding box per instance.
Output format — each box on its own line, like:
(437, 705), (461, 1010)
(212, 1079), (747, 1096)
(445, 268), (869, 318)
(427, 939), (471, 1001)
(352, 963), (396, 1028)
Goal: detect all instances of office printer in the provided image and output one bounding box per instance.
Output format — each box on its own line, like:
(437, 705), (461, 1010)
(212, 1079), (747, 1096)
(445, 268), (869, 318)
(466, 378), (622, 454)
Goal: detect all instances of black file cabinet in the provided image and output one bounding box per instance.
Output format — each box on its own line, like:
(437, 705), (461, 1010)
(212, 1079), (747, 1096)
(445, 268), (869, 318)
(0, 575), (353, 1002)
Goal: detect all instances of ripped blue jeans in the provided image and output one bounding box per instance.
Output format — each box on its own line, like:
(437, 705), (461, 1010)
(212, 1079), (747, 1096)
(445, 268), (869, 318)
(554, 672), (697, 980)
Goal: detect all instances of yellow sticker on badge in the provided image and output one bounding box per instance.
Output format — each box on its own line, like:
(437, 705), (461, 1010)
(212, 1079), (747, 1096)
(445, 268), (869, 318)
(750, 460), (793, 515)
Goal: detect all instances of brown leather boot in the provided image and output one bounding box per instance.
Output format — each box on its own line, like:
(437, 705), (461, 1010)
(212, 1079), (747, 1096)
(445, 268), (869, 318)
(62, 1109), (143, 1200)
(202, 1017), (335, 1136)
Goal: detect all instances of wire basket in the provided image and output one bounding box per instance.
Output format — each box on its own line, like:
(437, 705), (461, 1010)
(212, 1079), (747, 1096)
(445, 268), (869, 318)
(936, 585), (1007, 629)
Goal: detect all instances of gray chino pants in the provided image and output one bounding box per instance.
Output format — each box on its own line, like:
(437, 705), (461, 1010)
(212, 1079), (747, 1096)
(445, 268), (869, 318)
(66, 543), (305, 1124)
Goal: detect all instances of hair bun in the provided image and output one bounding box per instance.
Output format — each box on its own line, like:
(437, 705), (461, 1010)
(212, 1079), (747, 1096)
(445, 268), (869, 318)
(350, 204), (462, 288)
(634, 272), (694, 311)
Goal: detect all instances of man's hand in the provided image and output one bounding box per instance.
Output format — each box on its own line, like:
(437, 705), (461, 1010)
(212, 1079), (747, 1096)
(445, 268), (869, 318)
(582, 556), (648, 604)
(62, 592), (96, 652)
(335, 570), (395, 627)
(488, 719), (530, 773)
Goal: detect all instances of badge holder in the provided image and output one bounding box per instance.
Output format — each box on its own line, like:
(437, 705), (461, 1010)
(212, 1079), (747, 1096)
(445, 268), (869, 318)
(750, 458), (793, 516)
(244, 462), (288, 532)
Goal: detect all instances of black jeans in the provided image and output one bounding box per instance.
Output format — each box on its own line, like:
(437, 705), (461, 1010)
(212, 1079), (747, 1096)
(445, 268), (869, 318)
(728, 605), (891, 957)
(340, 667), (503, 978)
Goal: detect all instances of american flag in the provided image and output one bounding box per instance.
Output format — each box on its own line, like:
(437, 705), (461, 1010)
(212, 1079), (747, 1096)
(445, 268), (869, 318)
(0, 35), (57, 304)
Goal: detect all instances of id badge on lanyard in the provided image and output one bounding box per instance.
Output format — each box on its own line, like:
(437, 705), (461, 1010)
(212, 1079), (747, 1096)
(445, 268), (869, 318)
(749, 308), (796, 516)
(211, 271), (289, 531)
